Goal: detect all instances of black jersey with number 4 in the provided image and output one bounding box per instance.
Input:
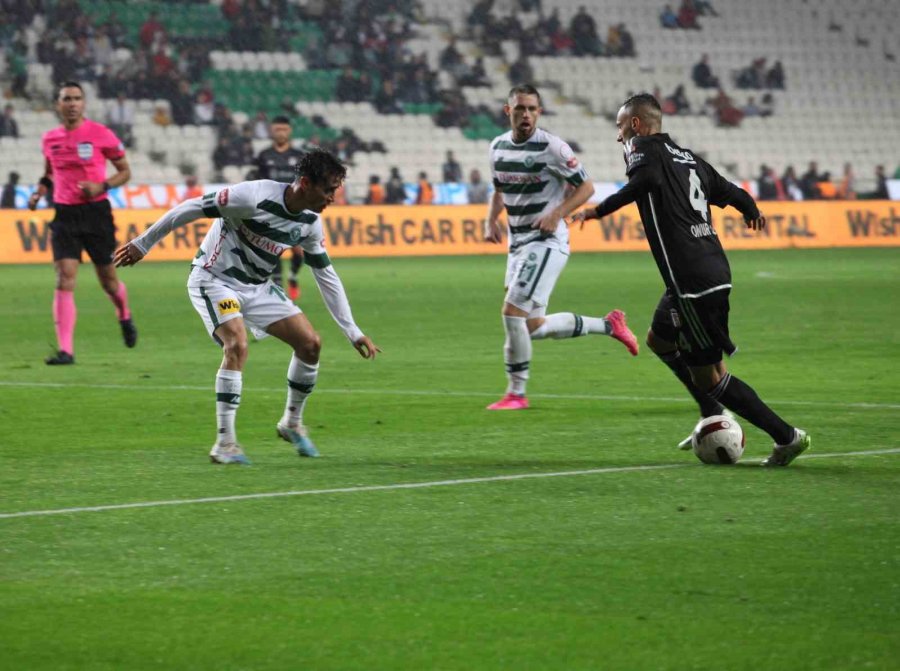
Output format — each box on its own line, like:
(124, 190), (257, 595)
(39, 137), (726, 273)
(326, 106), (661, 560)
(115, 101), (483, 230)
(255, 146), (306, 183)
(597, 133), (759, 298)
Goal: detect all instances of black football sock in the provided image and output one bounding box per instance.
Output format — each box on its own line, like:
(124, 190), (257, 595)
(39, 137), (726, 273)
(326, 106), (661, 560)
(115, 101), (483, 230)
(656, 350), (723, 417)
(709, 372), (794, 444)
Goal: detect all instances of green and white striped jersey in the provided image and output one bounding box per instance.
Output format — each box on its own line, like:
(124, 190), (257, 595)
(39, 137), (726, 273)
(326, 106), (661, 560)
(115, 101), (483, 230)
(132, 179), (364, 342)
(133, 180), (329, 285)
(489, 128), (588, 252)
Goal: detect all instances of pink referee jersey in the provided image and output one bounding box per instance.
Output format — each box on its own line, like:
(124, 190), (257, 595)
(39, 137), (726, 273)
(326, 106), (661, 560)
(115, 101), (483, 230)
(41, 118), (125, 205)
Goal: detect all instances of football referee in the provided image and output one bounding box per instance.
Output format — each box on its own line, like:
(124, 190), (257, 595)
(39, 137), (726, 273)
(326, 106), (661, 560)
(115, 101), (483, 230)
(29, 81), (137, 365)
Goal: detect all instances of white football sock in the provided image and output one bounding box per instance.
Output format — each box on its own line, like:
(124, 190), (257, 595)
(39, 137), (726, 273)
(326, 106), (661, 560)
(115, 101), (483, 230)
(530, 312), (610, 340)
(503, 315), (531, 395)
(282, 355), (318, 428)
(215, 368), (242, 445)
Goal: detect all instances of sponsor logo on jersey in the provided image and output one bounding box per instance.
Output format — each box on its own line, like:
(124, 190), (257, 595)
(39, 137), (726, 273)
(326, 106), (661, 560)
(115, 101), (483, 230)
(665, 143), (697, 165)
(218, 189), (229, 206)
(77, 142), (94, 160)
(217, 298), (240, 315)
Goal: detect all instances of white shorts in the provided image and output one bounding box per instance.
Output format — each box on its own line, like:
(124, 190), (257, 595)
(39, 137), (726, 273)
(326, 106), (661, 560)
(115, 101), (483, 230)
(504, 243), (569, 316)
(187, 267), (301, 342)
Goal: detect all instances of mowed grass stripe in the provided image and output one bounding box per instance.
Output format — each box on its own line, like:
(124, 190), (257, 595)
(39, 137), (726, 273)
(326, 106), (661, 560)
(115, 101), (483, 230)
(1, 380), (897, 411)
(2, 448), (898, 520)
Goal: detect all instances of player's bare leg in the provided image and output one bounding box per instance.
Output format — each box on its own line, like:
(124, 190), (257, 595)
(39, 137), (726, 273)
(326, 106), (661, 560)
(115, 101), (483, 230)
(47, 258), (79, 365)
(95, 262), (137, 348)
(267, 313), (321, 457)
(208, 318), (250, 464)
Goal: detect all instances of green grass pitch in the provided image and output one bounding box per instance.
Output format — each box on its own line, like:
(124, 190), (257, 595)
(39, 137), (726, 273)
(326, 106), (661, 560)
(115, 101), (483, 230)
(1, 248), (898, 670)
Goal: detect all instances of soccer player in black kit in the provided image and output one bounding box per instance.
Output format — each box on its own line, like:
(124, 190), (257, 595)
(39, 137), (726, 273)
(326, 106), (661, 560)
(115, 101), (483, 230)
(571, 94), (809, 466)
(255, 115), (306, 299)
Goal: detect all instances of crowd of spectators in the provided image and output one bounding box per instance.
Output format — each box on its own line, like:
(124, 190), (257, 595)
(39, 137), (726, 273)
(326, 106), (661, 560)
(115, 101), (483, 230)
(756, 162), (890, 201)
(467, 1), (635, 59)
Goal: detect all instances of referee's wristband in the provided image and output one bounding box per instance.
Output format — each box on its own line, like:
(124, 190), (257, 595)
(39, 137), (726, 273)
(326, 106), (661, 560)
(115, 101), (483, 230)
(101, 181), (111, 193)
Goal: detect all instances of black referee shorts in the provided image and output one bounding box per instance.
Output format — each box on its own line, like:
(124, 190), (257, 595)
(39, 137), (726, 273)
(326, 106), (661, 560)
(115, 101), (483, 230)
(50, 200), (118, 265)
(651, 289), (736, 366)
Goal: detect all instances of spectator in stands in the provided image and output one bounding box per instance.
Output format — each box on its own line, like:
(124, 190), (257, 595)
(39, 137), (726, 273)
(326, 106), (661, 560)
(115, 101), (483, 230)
(385, 167), (406, 204)
(194, 87), (215, 125)
(335, 66), (362, 103)
(212, 137), (241, 178)
(766, 61), (785, 89)
(440, 38), (468, 81)
(677, 0), (700, 29)
(817, 173), (837, 199)
(107, 93), (136, 148)
(692, 54), (719, 89)
(460, 57), (491, 88)
(415, 172), (434, 204)
(709, 88), (743, 127)
(1, 172), (19, 209)
(759, 92), (775, 118)
(781, 166), (803, 200)
(756, 165), (784, 201)
(667, 85), (691, 115)
(800, 161), (824, 200)
(508, 54), (534, 86)
(570, 6), (602, 56)
(862, 165), (889, 200)
(374, 80), (404, 115)
(606, 24), (623, 56)
(695, 0), (718, 16)
(181, 175), (203, 202)
(365, 175), (385, 205)
(660, 5), (679, 28)
(736, 58), (766, 89)
(443, 151), (463, 183)
(467, 168), (489, 204)
(139, 11), (166, 49)
(0, 104), (20, 138)
(151, 103), (171, 128)
(170, 80), (194, 126)
(743, 97), (761, 117)
(434, 95), (469, 128)
(618, 23), (636, 57)
(836, 163), (856, 200)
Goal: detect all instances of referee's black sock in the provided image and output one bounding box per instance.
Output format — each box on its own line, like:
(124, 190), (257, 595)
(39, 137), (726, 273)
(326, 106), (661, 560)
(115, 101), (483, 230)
(709, 372), (794, 445)
(656, 350), (723, 417)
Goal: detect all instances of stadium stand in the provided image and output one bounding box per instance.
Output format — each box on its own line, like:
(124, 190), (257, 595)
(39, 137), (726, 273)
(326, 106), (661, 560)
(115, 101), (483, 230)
(1, 0), (898, 202)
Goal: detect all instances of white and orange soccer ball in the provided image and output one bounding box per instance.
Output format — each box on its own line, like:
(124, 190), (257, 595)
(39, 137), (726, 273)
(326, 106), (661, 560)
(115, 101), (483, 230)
(691, 415), (745, 464)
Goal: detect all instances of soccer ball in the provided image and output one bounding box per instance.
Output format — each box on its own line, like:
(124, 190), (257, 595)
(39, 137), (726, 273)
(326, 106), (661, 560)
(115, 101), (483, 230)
(691, 415), (745, 465)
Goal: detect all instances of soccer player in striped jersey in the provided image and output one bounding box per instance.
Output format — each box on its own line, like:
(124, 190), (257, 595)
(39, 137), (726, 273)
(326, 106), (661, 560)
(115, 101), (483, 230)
(483, 84), (638, 411)
(114, 149), (380, 465)
(571, 94), (809, 466)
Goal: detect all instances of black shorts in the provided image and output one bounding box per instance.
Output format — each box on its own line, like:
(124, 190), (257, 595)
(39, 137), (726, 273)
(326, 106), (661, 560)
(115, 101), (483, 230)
(651, 289), (736, 366)
(50, 200), (117, 264)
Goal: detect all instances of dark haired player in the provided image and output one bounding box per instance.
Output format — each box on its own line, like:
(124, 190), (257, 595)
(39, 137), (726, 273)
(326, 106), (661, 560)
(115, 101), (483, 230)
(571, 94), (809, 466)
(254, 115), (307, 299)
(115, 149), (380, 465)
(29, 81), (137, 365)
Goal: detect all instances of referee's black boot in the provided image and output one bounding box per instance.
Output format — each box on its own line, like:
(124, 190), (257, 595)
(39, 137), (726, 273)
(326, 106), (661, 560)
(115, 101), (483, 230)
(45, 350), (75, 365)
(119, 318), (138, 348)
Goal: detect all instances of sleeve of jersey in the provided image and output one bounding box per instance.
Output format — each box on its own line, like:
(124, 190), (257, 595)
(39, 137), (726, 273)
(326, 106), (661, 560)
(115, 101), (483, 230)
(309, 265), (364, 343)
(624, 137), (654, 177)
(705, 162), (760, 220)
(594, 167), (656, 218)
(101, 127), (126, 160)
(200, 181), (258, 220)
(549, 137), (588, 186)
(130, 197), (208, 255)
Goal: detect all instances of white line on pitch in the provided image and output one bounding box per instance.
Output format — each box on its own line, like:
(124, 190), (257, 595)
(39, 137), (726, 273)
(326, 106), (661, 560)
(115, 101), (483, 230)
(1, 380), (897, 411)
(1, 448), (898, 521)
